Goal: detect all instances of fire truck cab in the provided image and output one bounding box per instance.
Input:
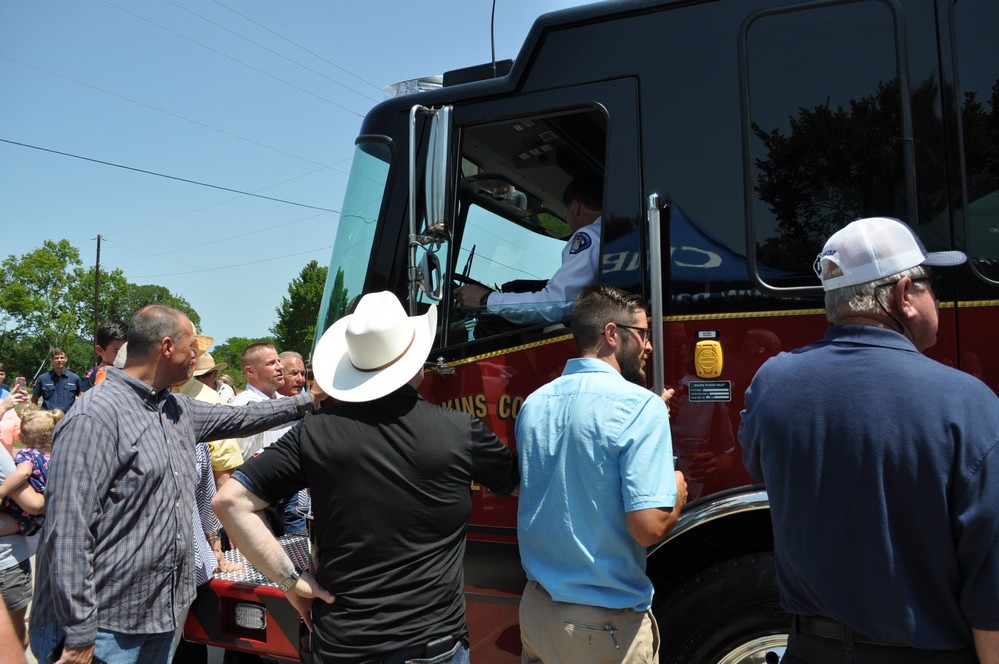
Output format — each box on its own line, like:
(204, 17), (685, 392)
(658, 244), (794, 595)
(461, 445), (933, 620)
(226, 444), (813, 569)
(188, 0), (999, 661)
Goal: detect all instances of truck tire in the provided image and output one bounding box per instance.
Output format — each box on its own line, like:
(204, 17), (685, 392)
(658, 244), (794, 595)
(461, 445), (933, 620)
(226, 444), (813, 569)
(653, 552), (789, 664)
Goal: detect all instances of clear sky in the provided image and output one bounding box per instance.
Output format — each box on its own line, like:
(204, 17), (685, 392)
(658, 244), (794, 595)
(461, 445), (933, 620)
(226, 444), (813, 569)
(1, 0), (588, 349)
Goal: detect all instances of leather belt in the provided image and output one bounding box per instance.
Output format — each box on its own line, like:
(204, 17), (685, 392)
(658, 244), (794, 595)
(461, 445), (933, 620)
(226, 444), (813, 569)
(792, 614), (972, 656)
(793, 614), (901, 647)
(377, 634), (467, 664)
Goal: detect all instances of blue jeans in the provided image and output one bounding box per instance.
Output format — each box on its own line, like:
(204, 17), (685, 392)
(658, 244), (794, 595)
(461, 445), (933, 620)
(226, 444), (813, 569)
(380, 640), (470, 664)
(283, 498), (307, 535)
(31, 623), (174, 664)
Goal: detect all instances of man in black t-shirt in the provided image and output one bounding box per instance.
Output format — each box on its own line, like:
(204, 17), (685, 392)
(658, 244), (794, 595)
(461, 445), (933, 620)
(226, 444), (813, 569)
(213, 292), (519, 663)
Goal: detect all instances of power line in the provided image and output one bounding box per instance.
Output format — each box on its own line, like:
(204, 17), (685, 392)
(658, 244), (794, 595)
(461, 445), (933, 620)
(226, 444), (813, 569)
(0, 53), (347, 170)
(99, 235), (289, 296)
(100, 0), (365, 117)
(0, 138), (339, 212)
(211, 0), (385, 94)
(106, 210), (330, 265)
(133, 244), (333, 278)
(166, 0), (382, 103)
(99, 162), (346, 239)
(101, 233), (292, 292)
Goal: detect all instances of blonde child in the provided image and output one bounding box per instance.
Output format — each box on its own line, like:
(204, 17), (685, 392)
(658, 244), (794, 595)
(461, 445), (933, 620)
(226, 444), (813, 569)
(0, 408), (62, 536)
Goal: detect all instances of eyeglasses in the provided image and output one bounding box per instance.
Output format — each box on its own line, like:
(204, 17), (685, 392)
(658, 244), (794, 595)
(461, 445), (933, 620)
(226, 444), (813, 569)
(913, 273), (943, 293)
(877, 273), (942, 298)
(615, 323), (651, 343)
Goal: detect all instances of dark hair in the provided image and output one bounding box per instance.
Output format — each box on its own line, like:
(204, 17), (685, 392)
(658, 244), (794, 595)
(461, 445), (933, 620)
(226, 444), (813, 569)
(571, 284), (647, 352)
(562, 176), (603, 212)
(96, 319), (128, 349)
(127, 305), (187, 360)
(50, 347), (66, 358)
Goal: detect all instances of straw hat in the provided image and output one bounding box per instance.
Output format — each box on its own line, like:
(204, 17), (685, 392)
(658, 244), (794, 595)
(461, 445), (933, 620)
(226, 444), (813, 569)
(193, 352), (227, 377)
(196, 335), (214, 357)
(312, 291), (437, 402)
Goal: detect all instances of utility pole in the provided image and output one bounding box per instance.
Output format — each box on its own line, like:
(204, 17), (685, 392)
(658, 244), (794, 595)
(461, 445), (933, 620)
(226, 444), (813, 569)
(93, 234), (102, 366)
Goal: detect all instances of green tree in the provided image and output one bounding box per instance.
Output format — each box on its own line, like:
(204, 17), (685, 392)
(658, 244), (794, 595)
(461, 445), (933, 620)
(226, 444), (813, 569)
(313, 267), (350, 350)
(0, 239), (203, 378)
(0, 239), (82, 350)
(271, 260), (328, 358)
(67, 266), (131, 340)
(116, 284), (201, 330)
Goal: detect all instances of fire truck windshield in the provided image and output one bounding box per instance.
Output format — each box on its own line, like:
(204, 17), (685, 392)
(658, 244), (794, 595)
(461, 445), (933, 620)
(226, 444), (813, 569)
(315, 141), (392, 346)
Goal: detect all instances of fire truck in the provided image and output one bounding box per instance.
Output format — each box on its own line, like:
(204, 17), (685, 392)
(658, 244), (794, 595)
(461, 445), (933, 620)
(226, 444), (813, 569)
(186, 0), (999, 661)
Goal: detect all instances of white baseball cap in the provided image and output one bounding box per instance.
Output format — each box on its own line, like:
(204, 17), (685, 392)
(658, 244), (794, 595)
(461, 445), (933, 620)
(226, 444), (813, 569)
(814, 217), (966, 291)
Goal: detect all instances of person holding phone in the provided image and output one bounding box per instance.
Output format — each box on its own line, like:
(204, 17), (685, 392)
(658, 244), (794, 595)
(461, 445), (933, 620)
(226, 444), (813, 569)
(1, 379), (28, 456)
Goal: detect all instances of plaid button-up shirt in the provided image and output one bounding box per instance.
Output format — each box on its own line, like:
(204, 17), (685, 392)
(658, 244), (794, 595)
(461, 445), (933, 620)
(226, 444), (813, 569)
(31, 367), (313, 647)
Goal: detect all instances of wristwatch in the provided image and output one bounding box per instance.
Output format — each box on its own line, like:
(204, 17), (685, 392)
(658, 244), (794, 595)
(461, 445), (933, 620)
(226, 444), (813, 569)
(278, 568), (301, 593)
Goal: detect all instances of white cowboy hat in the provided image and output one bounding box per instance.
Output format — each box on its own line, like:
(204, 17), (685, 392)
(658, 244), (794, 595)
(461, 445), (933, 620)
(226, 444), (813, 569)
(312, 291), (437, 402)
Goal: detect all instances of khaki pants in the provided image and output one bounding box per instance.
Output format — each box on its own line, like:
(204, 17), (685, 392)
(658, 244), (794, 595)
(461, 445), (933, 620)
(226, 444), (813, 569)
(519, 581), (659, 664)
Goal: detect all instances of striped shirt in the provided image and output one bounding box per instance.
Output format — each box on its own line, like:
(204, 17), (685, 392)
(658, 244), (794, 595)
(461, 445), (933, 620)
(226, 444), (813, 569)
(31, 367), (313, 648)
(192, 442), (220, 587)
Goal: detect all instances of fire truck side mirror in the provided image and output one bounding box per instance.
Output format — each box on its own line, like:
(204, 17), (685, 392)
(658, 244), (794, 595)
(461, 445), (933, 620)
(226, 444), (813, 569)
(416, 250), (444, 301)
(425, 105), (452, 234)
(408, 104), (453, 312)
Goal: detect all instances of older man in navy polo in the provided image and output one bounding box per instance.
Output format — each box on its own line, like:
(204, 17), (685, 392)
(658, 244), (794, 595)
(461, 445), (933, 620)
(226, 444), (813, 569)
(31, 347), (81, 412)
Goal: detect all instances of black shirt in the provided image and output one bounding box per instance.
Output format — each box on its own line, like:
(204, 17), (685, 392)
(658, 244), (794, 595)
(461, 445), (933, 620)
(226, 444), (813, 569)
(238, 385), (519, 662)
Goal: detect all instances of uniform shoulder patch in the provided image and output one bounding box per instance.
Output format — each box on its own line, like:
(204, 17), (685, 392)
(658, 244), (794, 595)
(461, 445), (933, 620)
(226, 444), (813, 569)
(568, 231), (592, 255)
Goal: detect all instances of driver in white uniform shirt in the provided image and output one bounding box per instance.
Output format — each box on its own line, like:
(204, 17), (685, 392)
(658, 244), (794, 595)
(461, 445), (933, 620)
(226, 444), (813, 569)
(455, 176), (603, 325)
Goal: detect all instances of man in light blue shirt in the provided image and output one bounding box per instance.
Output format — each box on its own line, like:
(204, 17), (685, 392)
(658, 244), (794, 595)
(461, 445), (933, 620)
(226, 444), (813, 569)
(516, 284), (687, 663)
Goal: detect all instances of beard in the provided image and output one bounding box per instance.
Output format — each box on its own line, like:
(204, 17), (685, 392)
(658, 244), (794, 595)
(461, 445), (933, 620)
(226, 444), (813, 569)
(617, 341), (647, 384)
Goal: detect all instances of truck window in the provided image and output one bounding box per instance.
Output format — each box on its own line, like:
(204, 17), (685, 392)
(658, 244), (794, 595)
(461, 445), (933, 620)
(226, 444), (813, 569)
(744, 0), (907, 288)
(315, 141), (392, 344)
(954, 0), (999, 283)
(451, 202), (567, 340)
(446, 108), (607, 344)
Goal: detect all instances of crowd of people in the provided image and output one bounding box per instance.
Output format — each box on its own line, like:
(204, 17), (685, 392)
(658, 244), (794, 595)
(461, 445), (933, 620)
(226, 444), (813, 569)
(0, 317), (319, 664)
(0, 215), (996, 664)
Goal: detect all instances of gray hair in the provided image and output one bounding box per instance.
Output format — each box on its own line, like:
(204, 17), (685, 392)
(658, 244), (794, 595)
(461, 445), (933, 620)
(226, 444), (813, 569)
(279, 351), (304, 363)
(824, 265), (930, 323)
(127, 305), (188, 360)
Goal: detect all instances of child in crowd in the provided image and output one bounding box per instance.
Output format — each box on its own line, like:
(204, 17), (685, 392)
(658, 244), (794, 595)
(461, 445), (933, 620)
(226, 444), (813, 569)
(81, 319), (128, 392)
(0, 408), (62, 536)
